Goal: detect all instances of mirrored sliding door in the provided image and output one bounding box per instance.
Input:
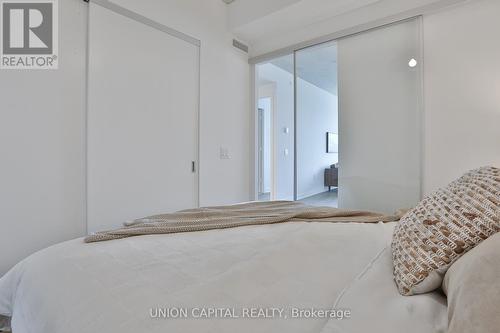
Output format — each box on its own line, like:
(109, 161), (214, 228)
(255, 18), (422, 213)
(337, 18), (422, 213)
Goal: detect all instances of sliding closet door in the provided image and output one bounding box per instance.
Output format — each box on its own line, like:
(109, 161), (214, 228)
(88, 3), (199, 232)
(337, 19), (422, 214)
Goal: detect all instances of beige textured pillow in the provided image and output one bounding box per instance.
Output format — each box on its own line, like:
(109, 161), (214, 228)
(391, 166), (500, 296)
(442, 232), (500, 333)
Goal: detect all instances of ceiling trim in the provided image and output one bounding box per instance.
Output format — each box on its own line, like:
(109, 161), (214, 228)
(91, 0), (201, 46)
(249, 0), (466, 64)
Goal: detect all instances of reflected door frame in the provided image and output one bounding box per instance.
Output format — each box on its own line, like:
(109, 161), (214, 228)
(257, 83), (277, 201)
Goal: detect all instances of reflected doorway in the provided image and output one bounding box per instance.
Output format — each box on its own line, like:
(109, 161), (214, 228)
(295, 41), (338, 208)
(257, 98), (272, 201)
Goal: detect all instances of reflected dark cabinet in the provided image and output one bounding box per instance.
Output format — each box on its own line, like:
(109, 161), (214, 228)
(324, 165), (338, 191)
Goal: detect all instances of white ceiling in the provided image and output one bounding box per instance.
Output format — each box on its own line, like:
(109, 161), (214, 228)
(227, 0), (303, 28)
(227, 0), (467, 57)
(230, 0), (381, 41)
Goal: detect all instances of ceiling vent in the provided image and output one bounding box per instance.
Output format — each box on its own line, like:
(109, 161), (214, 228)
(232, 39), (248, 53)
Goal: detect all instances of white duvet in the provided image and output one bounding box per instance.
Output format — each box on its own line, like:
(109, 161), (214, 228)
(0, 221), (447, 333)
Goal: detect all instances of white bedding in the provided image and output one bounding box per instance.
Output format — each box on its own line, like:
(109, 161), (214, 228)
(0, 221), (447, 333)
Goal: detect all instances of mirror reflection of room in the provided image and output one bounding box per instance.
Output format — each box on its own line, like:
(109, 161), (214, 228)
(256, 43), (339, 207)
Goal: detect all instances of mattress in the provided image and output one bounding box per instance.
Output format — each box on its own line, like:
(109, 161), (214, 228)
(0, 221), (447, 333)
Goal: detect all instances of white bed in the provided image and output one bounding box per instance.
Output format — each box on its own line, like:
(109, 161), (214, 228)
(0, 221), (447, 333)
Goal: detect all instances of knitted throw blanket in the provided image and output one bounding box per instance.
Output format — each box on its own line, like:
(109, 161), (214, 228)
(85, 201), (402, 243)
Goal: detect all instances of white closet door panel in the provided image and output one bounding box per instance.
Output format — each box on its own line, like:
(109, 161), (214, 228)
(88, 3), (199, 232)
(337, 19), (421, 214)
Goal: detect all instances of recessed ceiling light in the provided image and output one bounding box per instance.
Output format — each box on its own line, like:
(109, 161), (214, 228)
(408, 58), (418, 68)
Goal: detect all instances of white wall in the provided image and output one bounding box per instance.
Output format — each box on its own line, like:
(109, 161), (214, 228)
(423, 0), (500, 193)
(0, 0), (250, 276)
(0, 0), (87, 276)
(297, 80), (338, 199)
